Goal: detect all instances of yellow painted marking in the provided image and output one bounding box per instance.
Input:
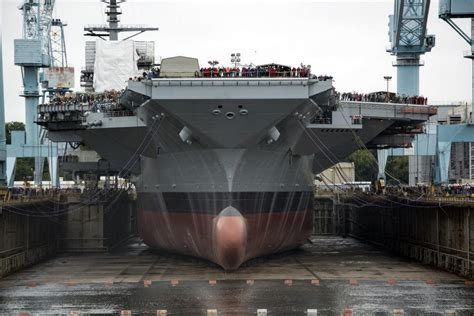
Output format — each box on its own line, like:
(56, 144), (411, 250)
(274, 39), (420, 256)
(207, 309), (218, 316)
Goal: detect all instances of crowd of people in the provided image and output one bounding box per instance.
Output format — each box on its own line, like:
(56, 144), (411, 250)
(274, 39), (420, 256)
(442, 183), (474, 196)
(197, 65), (315, 78)
(6, 186), (131, 202)
(133, 64), (334, 81)
(7, 186), (82, 201)
(339, 91), (428, 105)
(317, 181), (474, 199)
(139, 66), (160, 80)
(44, 90), (124, 113)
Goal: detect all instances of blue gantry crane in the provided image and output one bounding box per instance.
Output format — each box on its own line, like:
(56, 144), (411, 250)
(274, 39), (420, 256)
(378, 0), (435, 181)
(388, 0), (436, 97)
(435, 0), (474, 184)
(380, 0), (474, 184)
(9, 0), (60, 187)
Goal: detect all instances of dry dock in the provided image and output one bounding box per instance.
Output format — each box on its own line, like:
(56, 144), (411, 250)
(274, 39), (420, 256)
(1, 191), (474, 314)
(0, 236), (473, 315)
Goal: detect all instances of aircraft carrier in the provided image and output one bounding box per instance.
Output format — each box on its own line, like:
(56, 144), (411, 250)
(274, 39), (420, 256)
(4, 0), (474, 314)
(38, 59), (435, 270)
(24, 0), (436, 271)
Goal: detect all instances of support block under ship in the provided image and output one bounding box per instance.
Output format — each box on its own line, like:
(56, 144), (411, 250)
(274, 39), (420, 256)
(38, 57), (436, 270)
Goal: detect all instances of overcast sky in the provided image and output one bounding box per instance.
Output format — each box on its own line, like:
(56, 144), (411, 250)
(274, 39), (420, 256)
(1, 0), (472, 122)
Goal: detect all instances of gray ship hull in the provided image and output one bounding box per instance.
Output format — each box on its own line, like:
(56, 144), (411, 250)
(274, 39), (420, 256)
(137, 150), (314, 269)
(129, 78), (329, 269)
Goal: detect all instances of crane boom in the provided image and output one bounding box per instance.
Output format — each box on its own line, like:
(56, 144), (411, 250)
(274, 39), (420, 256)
(39, 0), (55, 57)
(19, 0), (55, 65)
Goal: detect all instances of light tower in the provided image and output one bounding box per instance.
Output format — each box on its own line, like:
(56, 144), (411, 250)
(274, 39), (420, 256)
(384, 76), (392, 101)
(231, 53), (241, 68)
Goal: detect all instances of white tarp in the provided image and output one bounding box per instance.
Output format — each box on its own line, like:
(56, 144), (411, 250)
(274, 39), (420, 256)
(93, 40), (138, 92)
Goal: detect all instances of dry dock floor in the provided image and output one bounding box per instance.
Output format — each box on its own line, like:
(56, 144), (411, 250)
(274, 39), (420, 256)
(0, 236), (473, 315)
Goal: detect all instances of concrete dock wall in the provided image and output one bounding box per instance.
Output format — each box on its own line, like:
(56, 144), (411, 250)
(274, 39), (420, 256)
(0, 192), (137, 278)
(61, 192), (136, 252)
(0, 201), (60, 278)
(314, 194), (474, 278)
(313, 196), (343, 235)
(348, 198), (473, 278)
(63, 200), (107, 252)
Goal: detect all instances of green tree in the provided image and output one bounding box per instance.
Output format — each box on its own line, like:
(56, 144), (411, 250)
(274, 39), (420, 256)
(347, 149), (378, 182)
(5, 122), (31, 180)
(5, 121), (51, 181)
(6, 121), (25, 144)
(15, 158), (34, 181)
(386, 156), (408, 185)
(347, 149), (409, 185)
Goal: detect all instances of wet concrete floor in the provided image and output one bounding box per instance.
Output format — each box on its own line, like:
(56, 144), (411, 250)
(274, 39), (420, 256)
(0, 237), (473, 315)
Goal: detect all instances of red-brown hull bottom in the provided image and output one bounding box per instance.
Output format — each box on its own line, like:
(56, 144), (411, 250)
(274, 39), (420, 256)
(137, 208), (313, 270)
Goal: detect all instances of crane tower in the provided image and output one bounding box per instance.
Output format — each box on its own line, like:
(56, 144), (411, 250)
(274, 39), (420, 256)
(10, 0), (58, 187)
(388, 0), (435, 97)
